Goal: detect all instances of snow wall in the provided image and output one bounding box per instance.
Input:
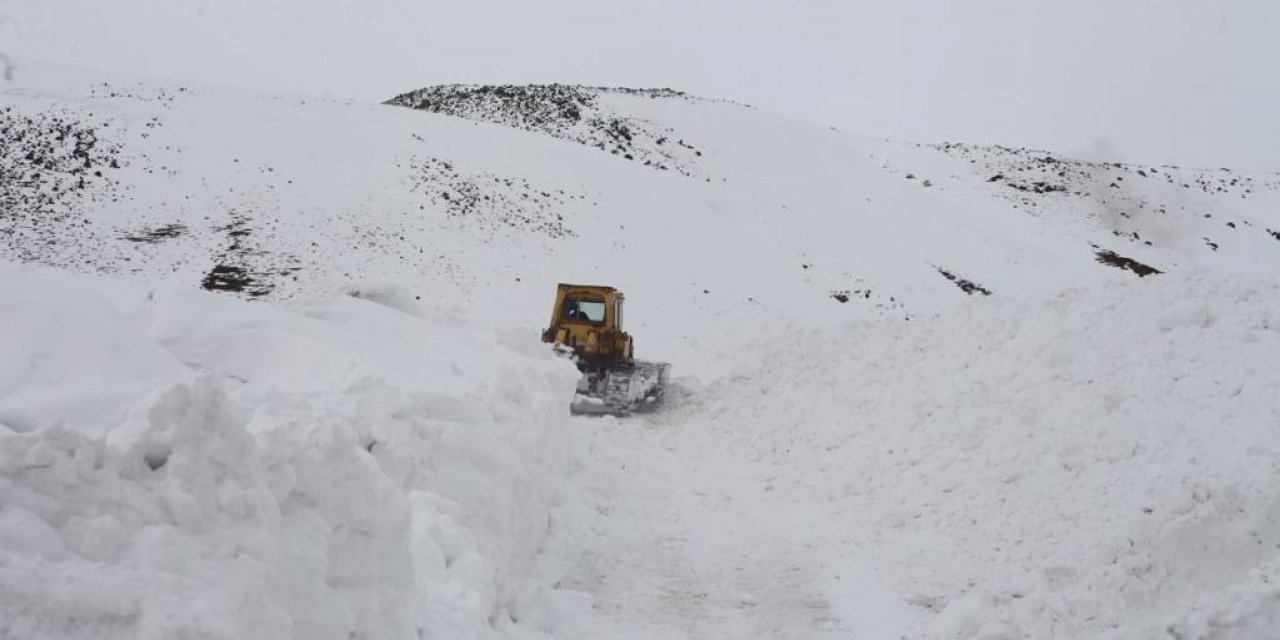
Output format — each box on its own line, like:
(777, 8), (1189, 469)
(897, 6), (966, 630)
(0, 263), (581, 640)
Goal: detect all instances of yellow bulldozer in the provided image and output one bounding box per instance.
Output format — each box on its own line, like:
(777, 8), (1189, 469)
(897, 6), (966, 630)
(541, 283), (671, 415)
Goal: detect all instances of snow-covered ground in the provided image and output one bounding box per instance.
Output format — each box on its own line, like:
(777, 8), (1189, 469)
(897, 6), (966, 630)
(0, 262), (579, 639)
(3, 58), (1280, 639)
(531, 272), (1280, 639)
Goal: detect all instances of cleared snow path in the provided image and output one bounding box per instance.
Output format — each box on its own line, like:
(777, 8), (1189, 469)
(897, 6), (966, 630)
(523, 273), (1280, 640)
(525, 390), (917, 640)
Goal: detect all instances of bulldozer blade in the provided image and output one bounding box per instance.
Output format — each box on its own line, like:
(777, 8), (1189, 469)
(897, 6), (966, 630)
(569, 361), (671, 417)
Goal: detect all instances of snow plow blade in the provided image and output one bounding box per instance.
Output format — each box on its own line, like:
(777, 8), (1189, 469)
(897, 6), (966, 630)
(570, 361), (671, 416)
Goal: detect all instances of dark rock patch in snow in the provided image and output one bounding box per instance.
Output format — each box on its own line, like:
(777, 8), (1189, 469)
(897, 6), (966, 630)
(936, 268), (993, 296)
(1007, 180), (1067, 194)
(408, 155), (581, 239)
(904, 141), (1280, 266)
(826, 284), (905, 316)
(89, 82), (190, 109)
(928, 142), (1279, 209)
(201, 264), (265, 296)
(1094, 250), (1161, 277)
(199, 213), (300, 298)
(0, 106), (127, 265)
(385, 84), (709, 179)
(1111, 230), (1152, 246)
(121, 222), (187, 244)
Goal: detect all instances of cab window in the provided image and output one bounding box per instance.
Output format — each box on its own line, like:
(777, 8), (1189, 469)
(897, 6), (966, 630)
(563, 298), (606, 322)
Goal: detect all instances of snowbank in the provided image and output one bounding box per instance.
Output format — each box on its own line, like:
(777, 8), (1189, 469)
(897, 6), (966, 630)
(0, 263), (581, 640)
(686, 270), (1280, 639)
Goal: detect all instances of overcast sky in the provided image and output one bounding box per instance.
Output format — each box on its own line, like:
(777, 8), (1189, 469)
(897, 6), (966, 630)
(4, 0), (1278, 170)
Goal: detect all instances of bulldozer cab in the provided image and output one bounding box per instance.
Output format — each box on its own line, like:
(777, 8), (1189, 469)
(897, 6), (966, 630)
(542, 283), (633, 367)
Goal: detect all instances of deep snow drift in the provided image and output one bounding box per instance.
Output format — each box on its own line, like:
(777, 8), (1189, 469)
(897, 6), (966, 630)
(3, 58), (1280, 640)
(0, 262), (579, 640)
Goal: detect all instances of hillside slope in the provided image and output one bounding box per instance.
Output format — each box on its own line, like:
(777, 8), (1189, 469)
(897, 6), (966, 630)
(5, 62), (1279, 368)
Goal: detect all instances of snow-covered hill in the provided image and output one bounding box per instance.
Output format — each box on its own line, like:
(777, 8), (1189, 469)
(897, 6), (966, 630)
(3, 59), (1280, 640)
(6, 61), (1279, 356)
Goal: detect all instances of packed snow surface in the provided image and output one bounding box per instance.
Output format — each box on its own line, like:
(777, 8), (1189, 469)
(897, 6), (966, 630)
(3, 59), (1280, 639)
